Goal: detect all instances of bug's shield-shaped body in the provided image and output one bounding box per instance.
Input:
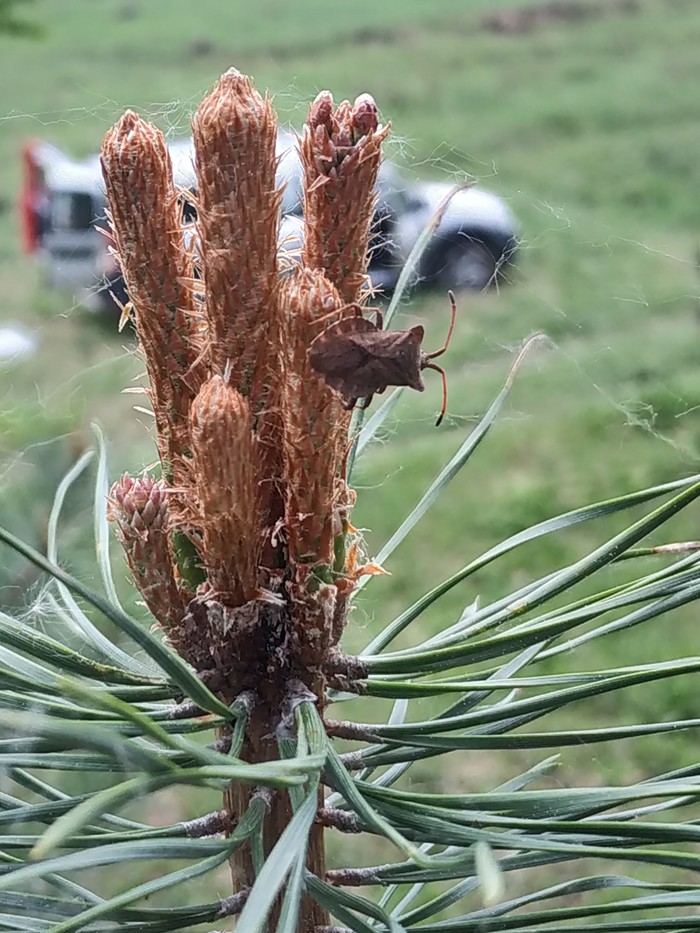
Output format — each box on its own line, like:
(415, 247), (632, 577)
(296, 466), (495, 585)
(308, 316), (426, 401)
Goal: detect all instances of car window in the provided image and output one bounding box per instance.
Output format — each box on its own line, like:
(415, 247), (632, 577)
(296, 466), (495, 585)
(181, 194), (197, 223)
(280, 177), (302, 215)
(50, 192), (97, 231)
(277, 141), (303, 216)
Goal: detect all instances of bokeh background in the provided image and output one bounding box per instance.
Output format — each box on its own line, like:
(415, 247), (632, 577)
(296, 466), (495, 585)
(2, 0), (700, 911)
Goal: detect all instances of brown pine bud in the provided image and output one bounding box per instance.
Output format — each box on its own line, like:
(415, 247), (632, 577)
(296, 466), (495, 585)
(307, 91), (334, 131)
(300, 91), (390, 304)
(352, 93), (379, 139)
(281, 269), (351, 566)
(108, 473), (186, 628)
(192, 69), (283, 403)
(189, 376), (261, 604)
(101, 113), (203, 481)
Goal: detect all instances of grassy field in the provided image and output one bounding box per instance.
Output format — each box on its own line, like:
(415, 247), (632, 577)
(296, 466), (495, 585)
(2, 0), (700, 914)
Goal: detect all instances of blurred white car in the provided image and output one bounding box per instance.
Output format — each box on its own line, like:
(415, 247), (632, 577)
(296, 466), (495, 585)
(19, 131), (518, 314)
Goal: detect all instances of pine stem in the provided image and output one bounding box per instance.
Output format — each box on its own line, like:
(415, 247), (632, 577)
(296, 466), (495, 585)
(223, 700), (330, 930)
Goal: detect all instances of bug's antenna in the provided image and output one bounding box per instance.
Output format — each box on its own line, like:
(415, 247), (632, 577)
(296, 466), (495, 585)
(424, 362), (448, 427)
(427, 289), (457, 360)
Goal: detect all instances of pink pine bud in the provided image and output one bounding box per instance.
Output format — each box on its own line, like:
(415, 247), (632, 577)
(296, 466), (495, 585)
(352, 93), (379, 138)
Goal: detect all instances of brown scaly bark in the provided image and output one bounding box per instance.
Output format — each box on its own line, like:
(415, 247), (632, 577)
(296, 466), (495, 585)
(101, 68), (384, 931)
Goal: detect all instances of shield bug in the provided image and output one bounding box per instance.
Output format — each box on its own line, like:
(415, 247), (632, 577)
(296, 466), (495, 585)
(308, 290), (457, 426)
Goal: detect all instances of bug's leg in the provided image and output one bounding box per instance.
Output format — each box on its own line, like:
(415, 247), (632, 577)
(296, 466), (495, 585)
(423, 362), (448, 427)
(427, 290), (457, 360)
(314, 302), (363, 335)
(371, 308), (384, 330)
(312, 308), (345, 337)
(343, 396), (358, 411)
(357, 394), (375, 410)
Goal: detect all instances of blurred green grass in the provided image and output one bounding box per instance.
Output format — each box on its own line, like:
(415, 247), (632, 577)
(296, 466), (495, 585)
(2, 0), (700, 909)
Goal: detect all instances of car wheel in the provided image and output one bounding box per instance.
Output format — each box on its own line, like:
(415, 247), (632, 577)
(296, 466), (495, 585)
(435, 236), (500, 291)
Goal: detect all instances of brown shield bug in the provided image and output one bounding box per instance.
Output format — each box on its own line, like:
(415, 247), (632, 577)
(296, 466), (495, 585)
(308, 290), (457, 426)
